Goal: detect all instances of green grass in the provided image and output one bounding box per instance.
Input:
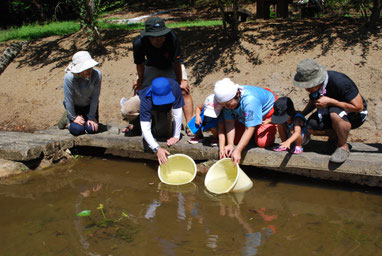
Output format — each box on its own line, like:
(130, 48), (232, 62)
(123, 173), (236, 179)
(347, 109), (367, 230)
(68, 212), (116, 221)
(0, 21), (80, 42)
(0, 19), (222, 43)
(98, 19), (222, 30)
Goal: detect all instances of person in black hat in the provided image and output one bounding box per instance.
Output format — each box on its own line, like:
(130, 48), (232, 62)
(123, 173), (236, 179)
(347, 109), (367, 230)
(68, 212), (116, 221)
(271, 97), (310, 154)
(293, 59), (367, 163)
(129, 17), (194, 135)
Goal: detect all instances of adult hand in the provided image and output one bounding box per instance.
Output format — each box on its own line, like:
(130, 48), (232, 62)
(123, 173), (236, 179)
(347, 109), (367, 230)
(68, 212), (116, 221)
(157, 148), (170, 165)
(231, 150), (241, 166)
(74, 115), (85, 126)
(315, 96), (333, 108)
(133, 79), (143, 95)
(87, 120), (99, 132)
(180, 80), (190, 95)
(167, 137), (179, 146)
(225, 144), (234, 157)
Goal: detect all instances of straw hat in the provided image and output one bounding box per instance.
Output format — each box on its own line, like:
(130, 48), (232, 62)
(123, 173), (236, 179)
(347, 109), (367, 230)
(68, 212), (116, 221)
(66, 51), (98, 74)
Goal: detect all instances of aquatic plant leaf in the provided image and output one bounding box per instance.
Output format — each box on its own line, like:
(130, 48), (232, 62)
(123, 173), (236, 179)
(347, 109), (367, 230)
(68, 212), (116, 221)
(77, 210), (91, 217)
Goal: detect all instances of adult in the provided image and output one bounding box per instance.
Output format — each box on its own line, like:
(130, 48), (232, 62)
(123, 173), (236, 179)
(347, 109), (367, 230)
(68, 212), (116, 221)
(63, 51), (101, 136)
(293, 59), (367, 163)
(139, 77), (184, 165)
(130, 17), (193, 134)
(214, 78), (277, 164)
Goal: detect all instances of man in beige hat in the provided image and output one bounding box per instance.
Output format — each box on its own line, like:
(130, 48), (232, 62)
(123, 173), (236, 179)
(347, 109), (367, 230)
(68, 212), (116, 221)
(294, 59), (368, 163)
(63, 51), (101, 136)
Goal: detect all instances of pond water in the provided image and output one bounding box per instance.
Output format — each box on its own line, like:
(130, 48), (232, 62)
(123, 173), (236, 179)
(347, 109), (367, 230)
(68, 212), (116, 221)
(0, 157), (381, 256)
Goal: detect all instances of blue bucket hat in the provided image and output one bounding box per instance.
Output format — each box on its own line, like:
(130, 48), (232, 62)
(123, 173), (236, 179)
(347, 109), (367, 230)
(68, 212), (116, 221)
(146, 77), (175, 105)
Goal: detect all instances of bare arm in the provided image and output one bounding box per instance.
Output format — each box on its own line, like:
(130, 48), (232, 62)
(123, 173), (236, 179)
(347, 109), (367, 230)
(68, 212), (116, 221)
(316, 93), (364, 112)
(134, 63), (145, 94)
(301, 99), (316, 116)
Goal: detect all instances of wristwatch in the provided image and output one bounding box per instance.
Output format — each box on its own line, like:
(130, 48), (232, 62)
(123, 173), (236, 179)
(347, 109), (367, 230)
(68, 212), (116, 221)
(152, 146), (159, 153)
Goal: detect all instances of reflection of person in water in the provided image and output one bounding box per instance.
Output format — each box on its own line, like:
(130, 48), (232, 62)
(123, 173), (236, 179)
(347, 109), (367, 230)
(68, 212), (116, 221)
(219, 202), (277, 256)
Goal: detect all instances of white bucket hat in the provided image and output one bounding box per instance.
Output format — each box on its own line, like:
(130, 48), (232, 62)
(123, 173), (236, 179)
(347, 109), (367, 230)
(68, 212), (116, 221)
(214, 78), (240, 103)
(203, 94), (222, 118)
(65, 51), (98, 73)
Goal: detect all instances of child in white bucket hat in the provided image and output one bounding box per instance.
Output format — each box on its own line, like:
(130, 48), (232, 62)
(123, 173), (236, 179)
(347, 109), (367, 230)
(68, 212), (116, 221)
(63, 51), (101, 136)
(187, 94), (222, 146)
(214, 78), (278, 164)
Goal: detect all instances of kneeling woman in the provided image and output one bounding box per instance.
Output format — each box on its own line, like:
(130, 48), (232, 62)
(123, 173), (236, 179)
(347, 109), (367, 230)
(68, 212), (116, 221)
(63, 51), (101, 136)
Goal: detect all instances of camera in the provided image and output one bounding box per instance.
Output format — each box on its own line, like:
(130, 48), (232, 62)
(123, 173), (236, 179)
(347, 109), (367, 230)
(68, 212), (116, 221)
(309, 90), (321, 101)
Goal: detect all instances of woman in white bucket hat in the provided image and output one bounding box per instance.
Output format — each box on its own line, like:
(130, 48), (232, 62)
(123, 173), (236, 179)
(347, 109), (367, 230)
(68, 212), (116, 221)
(63, 51), (101, 136)
(214, 78), (278, 164)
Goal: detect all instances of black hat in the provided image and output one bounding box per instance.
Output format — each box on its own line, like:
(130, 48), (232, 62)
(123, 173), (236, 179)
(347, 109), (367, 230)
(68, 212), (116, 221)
(271, 97), (295, 124)
(140, 17), (171, 37)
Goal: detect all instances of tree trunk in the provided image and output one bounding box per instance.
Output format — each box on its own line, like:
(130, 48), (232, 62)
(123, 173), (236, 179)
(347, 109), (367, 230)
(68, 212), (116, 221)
(231, 0), (239, 38)
(369, 0), (382, 27)
(31, 0), (45, 23)
(217, 0), (227, 30)
(276, 0), (289, 18)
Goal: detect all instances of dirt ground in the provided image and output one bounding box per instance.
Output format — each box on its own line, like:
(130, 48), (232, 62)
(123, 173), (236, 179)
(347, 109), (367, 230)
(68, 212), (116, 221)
(0, 6), (381, 143)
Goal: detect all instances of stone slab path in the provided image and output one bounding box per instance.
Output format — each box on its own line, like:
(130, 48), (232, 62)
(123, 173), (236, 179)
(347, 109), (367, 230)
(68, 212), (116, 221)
(0, 126), (381, 187)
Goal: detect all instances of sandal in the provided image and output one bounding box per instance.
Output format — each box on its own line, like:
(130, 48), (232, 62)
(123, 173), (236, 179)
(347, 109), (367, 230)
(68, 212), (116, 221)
(273, 145), (288, 152)
(185, 126), (193, 136)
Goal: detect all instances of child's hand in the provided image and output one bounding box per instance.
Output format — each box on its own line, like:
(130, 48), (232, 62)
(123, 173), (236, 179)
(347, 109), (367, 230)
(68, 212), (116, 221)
(279, 141), (291, 149)
(195, 114), (202, 125)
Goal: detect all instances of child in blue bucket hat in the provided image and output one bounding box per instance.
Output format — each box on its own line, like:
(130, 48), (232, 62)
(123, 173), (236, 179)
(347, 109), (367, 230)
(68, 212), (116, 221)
(139, 77), (184, 165)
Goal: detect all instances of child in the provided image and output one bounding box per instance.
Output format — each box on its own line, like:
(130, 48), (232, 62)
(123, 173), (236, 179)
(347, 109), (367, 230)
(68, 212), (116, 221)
(187, 94), (222, 146)
(271, 97), (310, 154)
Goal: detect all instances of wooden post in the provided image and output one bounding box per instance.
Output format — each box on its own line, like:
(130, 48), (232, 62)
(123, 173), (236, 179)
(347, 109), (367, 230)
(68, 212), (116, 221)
(276, 0), (289, 18)
(257, 0), (271, 19)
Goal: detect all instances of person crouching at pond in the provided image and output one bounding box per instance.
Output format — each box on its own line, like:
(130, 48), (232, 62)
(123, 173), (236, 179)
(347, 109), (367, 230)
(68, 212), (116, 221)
(139, 77), (184, 165)
(214, 78), (277, 164)
(271, 97), (310, 154)
(63, 51), (101, 136)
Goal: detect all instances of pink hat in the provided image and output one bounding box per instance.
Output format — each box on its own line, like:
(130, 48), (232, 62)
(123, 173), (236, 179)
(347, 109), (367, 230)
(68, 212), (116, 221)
(203, 94), (222, 118)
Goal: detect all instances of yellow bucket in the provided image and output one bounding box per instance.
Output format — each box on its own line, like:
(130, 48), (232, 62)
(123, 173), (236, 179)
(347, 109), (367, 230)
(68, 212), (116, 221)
(158, 154), (197, 185)
(204, 158), (253, 194)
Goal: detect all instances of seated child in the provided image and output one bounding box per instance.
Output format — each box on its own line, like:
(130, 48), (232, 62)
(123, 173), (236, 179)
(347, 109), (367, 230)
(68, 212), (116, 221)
(271, 97), (310, 154)
(187, 94), (222, 146)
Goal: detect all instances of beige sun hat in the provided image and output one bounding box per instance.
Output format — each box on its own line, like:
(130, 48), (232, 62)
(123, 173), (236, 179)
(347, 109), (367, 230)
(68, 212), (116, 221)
(293, 59), (327, 89)
(121, 95), (140, 121)
(65, 51), (98, 73)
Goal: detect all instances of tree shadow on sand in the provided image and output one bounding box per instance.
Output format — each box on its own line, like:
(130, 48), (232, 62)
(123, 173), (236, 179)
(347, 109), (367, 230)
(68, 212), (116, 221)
(15, 17), (380, 84)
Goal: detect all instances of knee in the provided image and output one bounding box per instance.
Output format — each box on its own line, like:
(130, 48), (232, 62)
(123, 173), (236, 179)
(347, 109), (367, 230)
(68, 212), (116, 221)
(69, 123), (85, 136)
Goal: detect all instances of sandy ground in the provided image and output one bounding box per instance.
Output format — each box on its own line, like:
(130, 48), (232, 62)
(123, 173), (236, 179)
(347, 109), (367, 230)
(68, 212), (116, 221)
(0, 8), (381, 143)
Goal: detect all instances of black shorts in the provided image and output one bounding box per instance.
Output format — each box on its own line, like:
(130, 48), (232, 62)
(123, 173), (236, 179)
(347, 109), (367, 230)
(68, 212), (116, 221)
(307, 106), (367, 131)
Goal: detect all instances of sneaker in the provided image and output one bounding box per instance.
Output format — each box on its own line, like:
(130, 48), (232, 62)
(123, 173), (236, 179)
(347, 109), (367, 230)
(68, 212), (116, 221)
(208, 139), (219, 147)
(188, 137), (204, 144)
(293, 146), (303, 154)
(329, 147), (350, 163)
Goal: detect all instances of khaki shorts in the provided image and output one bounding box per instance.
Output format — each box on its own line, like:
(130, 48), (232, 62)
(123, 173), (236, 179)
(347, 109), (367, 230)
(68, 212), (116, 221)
(142, 63), (188, 88)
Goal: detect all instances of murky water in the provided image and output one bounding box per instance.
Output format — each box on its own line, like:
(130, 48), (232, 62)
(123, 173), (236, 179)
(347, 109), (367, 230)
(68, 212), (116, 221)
(0, 157), (382, 256)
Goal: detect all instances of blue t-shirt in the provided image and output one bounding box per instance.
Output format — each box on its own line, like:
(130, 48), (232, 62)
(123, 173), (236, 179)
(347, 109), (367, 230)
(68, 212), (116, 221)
(223, 86), (275, 127)
(138, 78), (185, 122)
